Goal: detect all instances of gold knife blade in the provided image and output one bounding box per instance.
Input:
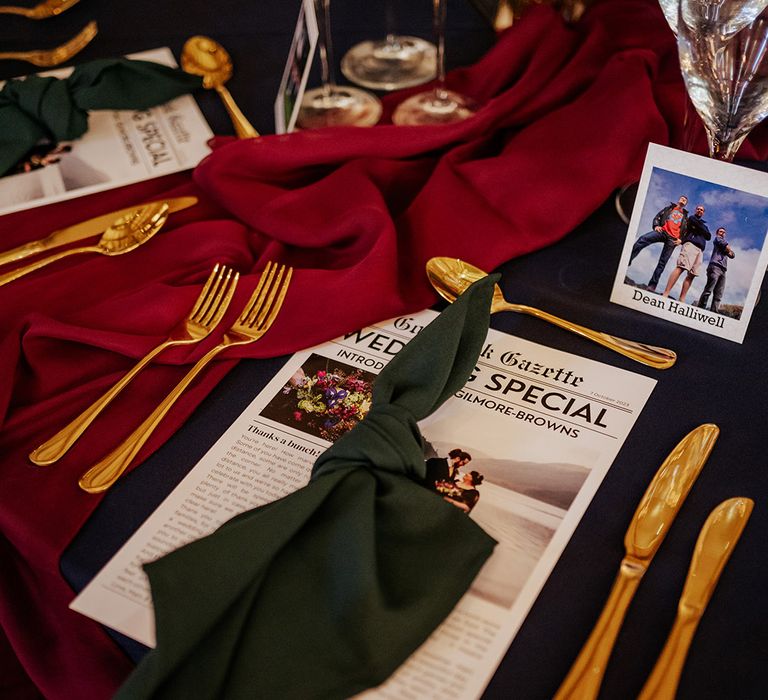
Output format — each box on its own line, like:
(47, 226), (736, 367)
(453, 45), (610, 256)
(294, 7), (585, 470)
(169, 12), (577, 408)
(553, 423), (720, 700)
(0, 196), (198, 267)
(637, 496), (753, 700)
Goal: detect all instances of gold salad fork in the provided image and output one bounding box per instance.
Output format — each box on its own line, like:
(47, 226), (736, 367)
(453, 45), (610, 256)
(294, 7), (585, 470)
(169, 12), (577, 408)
(78, 262), (293, 493)
(0, 0), (80, 18)
(29, 264), (239, 466)
(0, 20), (97, 67)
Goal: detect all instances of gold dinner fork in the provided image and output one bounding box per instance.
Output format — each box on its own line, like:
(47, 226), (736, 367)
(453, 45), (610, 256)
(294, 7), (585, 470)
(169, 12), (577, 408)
(0, 0), (80, 18)
(78, 261), (293, 493)
(29, 264), (239, 466)
(0, 20), (97, 67)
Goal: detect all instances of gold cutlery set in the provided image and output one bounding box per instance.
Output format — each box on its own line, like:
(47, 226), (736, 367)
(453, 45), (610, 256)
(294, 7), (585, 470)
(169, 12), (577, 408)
(2, 207), (748, 692)
(0, 1), (97, 68)
(554, 424), (752, 700)
(0, 198), (291, 492)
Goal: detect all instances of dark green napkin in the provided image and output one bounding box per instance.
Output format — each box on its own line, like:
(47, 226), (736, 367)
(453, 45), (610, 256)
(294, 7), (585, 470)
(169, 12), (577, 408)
(0, 58), (202, 176)
(116, 276), (499, 700)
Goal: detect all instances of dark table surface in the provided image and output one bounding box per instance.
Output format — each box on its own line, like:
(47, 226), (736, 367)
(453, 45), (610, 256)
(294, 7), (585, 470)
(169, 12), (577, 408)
(3, 2), (767, 699)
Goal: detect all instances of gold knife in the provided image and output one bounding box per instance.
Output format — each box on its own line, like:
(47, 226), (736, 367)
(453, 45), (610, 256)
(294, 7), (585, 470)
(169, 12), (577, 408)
(637, 497), (753, 700)
(0, 196), (198, 267)
(553, 423), (720, 700)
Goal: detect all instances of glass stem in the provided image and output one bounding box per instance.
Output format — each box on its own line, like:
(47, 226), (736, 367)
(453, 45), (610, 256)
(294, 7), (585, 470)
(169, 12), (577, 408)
(707, 131), (747, 162)
(316, 0), (336, 99)
(433, 0), (448, 101)
(385, 0), (398, 48)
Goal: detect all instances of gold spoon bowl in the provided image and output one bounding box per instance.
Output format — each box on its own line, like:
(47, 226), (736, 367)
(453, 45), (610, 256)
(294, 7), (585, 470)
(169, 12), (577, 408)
(181, 35), (259, 139)
(426, 256), (677, 369)
(0, 202), (169, 287)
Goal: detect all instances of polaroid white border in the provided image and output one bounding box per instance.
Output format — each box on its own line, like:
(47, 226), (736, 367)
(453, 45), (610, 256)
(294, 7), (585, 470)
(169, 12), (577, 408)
(610, 143), (768, 344)
(274, 0), (318, 134)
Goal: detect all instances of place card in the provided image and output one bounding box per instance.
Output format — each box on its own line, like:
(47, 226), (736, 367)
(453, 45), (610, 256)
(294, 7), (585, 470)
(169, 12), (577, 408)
(610, 143), (768, 343)
(274, 0), (319, 134)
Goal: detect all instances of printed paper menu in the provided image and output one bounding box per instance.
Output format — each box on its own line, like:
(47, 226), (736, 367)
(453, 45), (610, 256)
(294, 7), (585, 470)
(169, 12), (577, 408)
(0, 48), (212, 217)
(71, 311), (656, 698)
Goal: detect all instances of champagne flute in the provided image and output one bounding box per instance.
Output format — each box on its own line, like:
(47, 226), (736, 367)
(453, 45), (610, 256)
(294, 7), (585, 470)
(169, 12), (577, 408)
(677, 0), (768, 160)
(297, 0), (382, 129)
(391, 0), (478, 125)
(341, 1), (437, 91)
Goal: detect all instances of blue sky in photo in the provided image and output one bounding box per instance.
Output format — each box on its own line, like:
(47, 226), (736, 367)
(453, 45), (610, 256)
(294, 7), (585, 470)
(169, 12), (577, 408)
(627, 167), (768, 304)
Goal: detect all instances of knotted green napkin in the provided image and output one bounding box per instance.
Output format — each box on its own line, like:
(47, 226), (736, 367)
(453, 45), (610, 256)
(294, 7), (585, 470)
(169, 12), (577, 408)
(0, 58), (202, 176)
(116, 276), (499, 700)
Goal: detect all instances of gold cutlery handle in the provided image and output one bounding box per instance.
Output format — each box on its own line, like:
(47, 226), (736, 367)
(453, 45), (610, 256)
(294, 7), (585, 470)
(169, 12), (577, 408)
(78, 342), (229, 493)
(0, 5), (31, 15)
(0, 240), (46, 267)
(215, 84), (259, 139)
(554, 559), (644, 700)
(30, 341), (173, 465)
(0, 244), (98, 287)
(637, 617), (698, 700)
(507, 303), (677, 369)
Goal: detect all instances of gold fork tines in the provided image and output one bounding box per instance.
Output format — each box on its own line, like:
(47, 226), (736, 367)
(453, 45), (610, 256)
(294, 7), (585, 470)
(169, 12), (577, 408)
(0, 20), (97, 67)
(78, 262), (293, 493)
(30, 264), (239, 466)
(0, 0), (80, 18)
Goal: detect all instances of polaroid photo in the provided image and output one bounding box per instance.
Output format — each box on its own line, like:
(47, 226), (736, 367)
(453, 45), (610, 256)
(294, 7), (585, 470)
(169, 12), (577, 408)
(274, 0), (318, 134)
(610, 143), (768, 343)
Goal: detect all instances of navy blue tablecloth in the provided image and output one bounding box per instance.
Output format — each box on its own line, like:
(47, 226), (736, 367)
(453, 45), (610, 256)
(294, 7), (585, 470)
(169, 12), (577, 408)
(2, 2), (766, 698)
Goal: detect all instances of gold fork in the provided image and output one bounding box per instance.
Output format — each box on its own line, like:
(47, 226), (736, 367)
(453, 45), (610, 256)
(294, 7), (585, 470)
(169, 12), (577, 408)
(0, 0), (80, 18)
(29, 264), (239, 466)
(78, 262), (293, 493)
(0, 20), (97, 67)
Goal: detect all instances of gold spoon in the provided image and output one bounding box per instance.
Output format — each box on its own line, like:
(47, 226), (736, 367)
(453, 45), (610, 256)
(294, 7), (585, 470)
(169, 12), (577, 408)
(426, 257), (677, 370)
(0, 0), (79, 19)
(180, 35), (259, 139)
(0, 202), (169, 287)
(638, 497), (753, 700)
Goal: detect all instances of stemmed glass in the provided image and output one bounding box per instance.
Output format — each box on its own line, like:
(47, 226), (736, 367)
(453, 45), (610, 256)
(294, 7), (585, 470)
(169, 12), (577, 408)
(392, 0), (478, 125)
(676, 0), (768, 160)
(297, 0), (382, 129)
(341, 2), (437, 91)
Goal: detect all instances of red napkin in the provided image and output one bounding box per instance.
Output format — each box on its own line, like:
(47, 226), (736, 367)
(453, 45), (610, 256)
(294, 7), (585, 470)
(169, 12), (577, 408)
(0, 2), (763, 698)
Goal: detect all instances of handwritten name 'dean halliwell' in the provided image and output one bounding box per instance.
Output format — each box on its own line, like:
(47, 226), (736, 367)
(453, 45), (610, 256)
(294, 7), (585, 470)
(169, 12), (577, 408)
(632, 289), (725, 328)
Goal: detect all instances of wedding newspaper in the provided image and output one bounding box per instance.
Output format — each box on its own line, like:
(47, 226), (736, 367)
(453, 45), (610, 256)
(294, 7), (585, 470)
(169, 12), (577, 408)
(71, 310), (656, 697)
(0, 47), (212, 217)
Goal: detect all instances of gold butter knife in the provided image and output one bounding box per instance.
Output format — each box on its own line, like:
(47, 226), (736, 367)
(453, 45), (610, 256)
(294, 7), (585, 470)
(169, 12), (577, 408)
(553, 423), (720, 700)
(638, 497), (753, 700)
(0, 196), (198, 267)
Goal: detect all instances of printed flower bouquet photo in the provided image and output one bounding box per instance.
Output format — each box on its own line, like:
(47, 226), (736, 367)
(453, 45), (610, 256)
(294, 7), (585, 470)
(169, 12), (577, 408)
(260, 353), (375, 442)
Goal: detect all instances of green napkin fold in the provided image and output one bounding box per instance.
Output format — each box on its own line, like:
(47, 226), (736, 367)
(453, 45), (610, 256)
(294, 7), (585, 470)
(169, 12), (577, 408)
(117, 276), (499, 700)
(0, 58), (202, 177)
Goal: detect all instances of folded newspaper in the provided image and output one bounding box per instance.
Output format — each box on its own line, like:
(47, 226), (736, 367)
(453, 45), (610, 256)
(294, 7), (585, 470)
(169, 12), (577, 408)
(0, 48), (212, 217)
(72, 312), (656, 698)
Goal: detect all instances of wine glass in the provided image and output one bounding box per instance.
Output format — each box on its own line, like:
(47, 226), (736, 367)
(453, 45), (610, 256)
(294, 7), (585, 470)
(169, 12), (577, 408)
(340, 2), (437, 91)
(676, 0), (768, 160)
(391, 0), (478, 126)
(297, 0), (382, 129)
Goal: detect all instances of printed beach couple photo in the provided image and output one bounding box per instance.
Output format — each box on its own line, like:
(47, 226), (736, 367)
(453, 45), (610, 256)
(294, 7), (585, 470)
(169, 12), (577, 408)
(624, 166), (768, 320)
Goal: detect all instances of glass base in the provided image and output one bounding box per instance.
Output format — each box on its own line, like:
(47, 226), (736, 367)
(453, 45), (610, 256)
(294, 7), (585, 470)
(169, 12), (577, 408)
(341, 36), (437, 91)
(392, 89), (478, 126)
(296, 85), (382, 129)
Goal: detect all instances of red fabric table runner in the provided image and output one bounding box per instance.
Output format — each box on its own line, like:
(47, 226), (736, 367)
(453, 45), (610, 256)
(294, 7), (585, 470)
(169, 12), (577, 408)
(1, 2), (765, 697)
